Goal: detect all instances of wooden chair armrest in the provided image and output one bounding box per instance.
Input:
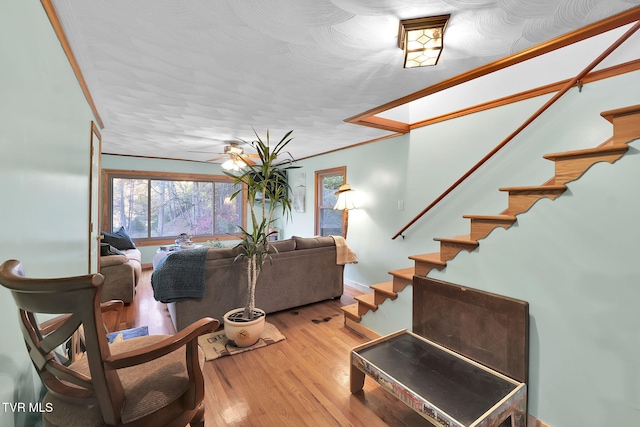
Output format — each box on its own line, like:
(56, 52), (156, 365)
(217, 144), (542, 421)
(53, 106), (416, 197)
(100, 300), (124, 313)
(104, 317), (218, 370)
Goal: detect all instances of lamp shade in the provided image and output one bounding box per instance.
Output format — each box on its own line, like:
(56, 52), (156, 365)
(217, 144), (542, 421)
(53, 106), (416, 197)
(334, 184), (356, 210)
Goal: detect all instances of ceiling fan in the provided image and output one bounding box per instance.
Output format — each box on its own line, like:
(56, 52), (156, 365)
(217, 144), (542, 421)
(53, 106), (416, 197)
(191, 140), (259, 170)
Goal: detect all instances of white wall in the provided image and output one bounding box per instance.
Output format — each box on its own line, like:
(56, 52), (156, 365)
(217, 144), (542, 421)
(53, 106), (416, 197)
(282, 70), (640, 426)
(0, 1), (96, 426)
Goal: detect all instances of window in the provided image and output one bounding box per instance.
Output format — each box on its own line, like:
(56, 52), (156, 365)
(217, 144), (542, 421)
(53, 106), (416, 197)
(102, 170), (246, 244)
(315, 166), (346, 237)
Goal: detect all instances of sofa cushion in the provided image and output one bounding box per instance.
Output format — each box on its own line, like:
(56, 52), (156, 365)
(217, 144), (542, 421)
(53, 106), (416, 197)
(102, 227), (137, 250)
(206, 247), (242, 260)
(122, 248), (142, 265)
(293, 236), (335, 249)
(269, 239), (296, 253)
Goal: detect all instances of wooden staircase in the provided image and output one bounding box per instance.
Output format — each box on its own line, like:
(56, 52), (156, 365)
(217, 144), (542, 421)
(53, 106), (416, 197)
(341, 105), (640, 328)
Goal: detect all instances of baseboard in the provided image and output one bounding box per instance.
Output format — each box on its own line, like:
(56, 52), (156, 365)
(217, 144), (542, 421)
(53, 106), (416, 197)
(528, 415), (552, 427)
(344, 279), (371, 294)
(142, 263), (153, 270)
(344, 318), (380, 340)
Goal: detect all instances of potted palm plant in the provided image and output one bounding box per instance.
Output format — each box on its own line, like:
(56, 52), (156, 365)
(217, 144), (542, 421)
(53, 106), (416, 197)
(222, 129), (296, 347)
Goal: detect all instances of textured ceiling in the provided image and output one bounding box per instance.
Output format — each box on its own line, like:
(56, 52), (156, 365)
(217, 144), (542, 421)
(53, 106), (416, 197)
(51, 0), (640, 163)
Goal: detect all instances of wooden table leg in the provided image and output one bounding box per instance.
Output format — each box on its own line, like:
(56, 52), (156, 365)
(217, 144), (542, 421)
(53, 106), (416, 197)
(512, 399), (527, 427)
(350, 360), (365, 393)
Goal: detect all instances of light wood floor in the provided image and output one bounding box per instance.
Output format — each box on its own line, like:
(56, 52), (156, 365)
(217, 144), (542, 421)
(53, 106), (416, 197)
(104, 270), (432, 427)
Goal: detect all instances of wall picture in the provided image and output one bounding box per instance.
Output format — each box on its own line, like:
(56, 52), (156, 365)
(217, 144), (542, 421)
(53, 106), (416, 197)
(292, 172), (306, 212)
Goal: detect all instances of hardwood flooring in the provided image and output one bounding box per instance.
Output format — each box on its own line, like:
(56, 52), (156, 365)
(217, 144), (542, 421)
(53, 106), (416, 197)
(104, 270), (432, 427)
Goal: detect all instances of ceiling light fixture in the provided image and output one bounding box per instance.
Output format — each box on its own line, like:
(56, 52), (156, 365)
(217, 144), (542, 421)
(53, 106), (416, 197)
(398, 14), (450, 68)
(221, 155), (245, 171)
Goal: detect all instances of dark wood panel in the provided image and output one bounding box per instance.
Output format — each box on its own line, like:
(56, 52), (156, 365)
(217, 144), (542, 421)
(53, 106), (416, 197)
(412, 276), (529, 383)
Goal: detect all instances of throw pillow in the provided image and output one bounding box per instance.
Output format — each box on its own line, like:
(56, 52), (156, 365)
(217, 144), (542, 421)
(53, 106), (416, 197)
(102, 226), (137, 250)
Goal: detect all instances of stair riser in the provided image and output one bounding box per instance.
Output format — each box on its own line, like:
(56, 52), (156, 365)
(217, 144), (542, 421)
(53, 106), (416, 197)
(370, 282), (398, 300)
(440, 242), (478, 261)
(354, 294), (378, 315)
(346, 284), (399, 319)
(612, 114), (640, 145)
(391, 276), (412, 293)
(343, 311), (360, 322)
(374, 293), (392, 306)
(358, 305), (376, 316)
(504, 192), (564, 215)
(469, 220), (516, 240)
(340, 306), (360, 322)
(414, 262), (446, 277)
(554, 152), (627, 184)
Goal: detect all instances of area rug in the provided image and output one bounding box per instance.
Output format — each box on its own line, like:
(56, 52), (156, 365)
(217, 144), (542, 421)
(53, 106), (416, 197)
(107, 326), (149, 343)
(198, 322), (285, 361)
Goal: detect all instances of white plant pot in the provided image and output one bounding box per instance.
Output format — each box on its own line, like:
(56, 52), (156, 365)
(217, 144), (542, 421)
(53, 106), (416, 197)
(223, 308), (266, 348)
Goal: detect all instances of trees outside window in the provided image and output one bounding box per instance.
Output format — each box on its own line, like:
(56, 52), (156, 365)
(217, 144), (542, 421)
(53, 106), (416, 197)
(103, 170), (245, 243)
(315, 167), (346, 237)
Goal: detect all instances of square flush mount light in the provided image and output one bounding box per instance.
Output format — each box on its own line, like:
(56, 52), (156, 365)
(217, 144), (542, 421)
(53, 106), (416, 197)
(398, 14), (450, 68)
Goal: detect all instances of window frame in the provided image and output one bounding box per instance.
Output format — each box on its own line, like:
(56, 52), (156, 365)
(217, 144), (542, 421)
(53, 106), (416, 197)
(101, 169), (247, 246)
(314, 166), (347, 237)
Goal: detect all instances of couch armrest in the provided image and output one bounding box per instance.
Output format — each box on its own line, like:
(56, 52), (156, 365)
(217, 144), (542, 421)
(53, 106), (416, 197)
(100, 255), (129, 268)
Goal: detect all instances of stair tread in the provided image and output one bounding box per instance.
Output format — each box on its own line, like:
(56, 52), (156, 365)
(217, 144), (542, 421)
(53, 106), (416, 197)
(434, 235), (479, 245)
(499, 184), (567, 192)
(601, 104), (640, 123)
(370, 281), (397, 297)
(355, 292), (377, 308)
(462, 214), (517, 221)
(340, 304), (360, 321)
(543, 144), (628, 160)
(389, 267), (414, 281)
(409, 252), (446, 266)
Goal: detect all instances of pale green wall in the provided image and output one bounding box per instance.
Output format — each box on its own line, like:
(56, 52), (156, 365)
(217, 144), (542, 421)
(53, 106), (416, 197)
(0, 1), (96, 426)
(284, 70), (640, 426)
(99, 61), (640, 427)
(429, 138), (640, 426)
(5, 0), (640, 425)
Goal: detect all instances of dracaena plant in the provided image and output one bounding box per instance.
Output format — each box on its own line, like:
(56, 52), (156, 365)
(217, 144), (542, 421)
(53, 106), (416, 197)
(225, 130), (296, 319)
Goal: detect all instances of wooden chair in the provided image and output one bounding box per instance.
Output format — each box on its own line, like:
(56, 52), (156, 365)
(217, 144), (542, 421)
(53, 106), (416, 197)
(0, 259), (219, 427)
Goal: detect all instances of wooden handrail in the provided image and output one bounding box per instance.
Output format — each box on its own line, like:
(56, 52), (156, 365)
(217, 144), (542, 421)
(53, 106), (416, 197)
(393, 20), (640, 240)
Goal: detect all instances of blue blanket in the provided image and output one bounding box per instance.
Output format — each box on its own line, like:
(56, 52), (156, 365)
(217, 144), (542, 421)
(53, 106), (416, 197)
(151, 247), (209, 303)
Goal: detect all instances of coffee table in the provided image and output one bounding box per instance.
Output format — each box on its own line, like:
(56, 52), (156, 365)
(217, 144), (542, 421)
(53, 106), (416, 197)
(351, 330), (526, 427)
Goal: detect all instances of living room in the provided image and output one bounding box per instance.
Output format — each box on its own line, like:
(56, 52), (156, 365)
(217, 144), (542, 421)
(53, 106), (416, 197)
(2, 1), (640, 426)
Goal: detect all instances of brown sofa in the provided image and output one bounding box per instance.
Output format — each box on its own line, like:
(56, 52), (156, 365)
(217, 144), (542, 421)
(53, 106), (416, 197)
(165, 236), (345, 331)
(99, 248), (141, 303)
